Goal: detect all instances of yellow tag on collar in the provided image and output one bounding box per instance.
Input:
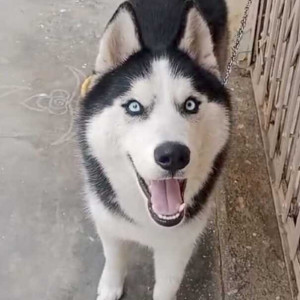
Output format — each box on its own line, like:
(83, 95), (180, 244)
(81, 75), (93, 98)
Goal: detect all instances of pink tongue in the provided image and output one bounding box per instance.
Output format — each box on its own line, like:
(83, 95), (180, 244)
(149, 179), (182, 215)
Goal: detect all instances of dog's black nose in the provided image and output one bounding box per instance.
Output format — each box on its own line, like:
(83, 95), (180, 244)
(154, 142), (190, 173)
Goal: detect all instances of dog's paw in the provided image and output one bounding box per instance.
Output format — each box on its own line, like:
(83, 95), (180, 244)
(97, 285), (123, 300)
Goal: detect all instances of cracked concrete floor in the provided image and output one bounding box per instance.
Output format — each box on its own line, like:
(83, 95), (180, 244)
(0, 1), (293, 299)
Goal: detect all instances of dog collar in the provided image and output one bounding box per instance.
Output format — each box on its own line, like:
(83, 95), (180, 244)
(80, 75), (93, 98)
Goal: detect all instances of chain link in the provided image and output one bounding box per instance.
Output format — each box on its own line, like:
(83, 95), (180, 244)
(223, 0), (253, 85)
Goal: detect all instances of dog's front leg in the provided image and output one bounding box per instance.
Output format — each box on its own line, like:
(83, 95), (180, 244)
(97, 232), (128, 300)
(153, 243), (195, 300)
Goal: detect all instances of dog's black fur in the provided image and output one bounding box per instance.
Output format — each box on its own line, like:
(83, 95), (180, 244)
(131, 0), (228, 50)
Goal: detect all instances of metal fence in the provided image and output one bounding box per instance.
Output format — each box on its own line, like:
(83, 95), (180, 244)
(250, 0), (300, 297)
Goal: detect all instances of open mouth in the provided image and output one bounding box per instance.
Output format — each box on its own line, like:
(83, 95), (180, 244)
(136, 172), (187, 227)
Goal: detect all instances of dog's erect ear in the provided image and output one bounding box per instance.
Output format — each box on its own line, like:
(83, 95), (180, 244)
(177, 4), (220, 77)
(95, 2), (142, 74)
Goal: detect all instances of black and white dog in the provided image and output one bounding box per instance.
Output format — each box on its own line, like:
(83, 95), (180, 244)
(78, 0), (230, 299)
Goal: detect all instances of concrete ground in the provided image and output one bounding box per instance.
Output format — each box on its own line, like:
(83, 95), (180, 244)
(0, 1), (293, 299)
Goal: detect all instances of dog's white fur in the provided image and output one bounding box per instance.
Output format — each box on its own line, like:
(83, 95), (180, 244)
(83, 5), (230, 300)
(95, 8), (141, 75)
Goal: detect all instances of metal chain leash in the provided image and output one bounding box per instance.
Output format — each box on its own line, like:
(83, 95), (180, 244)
(223, 0), (253, 85)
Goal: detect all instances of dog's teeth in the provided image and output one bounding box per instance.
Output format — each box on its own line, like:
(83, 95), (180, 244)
(179, 203), (186, 212)
(158, 214), (167, 220)
(157, 212), (181, 221)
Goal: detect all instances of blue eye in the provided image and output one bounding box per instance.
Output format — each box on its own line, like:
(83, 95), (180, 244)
(183, 98), (201, 114)
(123, 100), (144, 116)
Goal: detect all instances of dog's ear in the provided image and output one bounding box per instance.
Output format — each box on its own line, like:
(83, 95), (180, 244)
(177, 4), (220, 77)
(95, 2), (142, 74)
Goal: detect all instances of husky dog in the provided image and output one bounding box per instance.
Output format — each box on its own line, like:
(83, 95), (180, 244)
(77, 0), (230, 299)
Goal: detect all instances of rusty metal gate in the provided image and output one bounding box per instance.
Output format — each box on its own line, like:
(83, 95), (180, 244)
(249, 0), (300, 297)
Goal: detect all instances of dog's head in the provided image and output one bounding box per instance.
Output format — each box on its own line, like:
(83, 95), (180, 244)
(80, 2), (230, 227)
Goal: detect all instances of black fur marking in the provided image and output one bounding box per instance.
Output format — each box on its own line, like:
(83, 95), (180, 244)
(131, 0), (186, 50)
(80, 51), (152, 117)
(185, 148), (227, 220)
(83, 152), (132, 222)
(131, 0), (228, 50)
(168, 49), (231, 109)
(85, 49), (230, 117)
